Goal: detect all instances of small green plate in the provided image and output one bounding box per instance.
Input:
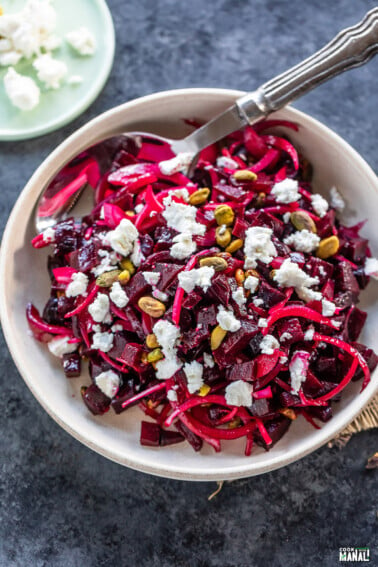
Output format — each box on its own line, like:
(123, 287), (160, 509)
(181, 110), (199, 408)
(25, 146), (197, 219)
(0, 0), (115, 141)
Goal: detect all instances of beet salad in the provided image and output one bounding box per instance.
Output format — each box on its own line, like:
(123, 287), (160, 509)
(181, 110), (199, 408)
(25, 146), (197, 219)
(27, 120), (378, 455)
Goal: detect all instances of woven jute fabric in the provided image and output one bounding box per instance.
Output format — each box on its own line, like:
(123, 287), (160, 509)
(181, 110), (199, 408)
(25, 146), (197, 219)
(328, 394), (378, 448)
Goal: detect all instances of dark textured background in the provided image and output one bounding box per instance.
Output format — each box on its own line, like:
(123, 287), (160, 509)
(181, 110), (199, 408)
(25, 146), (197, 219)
(1, 1), (377, 566)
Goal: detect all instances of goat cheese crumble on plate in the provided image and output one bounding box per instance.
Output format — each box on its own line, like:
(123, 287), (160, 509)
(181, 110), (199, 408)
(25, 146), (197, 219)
(0, 0), (115, 140)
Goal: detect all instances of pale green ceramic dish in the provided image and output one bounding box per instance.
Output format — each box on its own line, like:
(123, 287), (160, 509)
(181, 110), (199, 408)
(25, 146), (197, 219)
(0, 0), (115, 140)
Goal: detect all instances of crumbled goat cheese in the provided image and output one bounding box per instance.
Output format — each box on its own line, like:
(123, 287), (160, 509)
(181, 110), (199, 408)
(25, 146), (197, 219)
(304, 327), (315, 341)
(91, 250), (119, 277)
(152, 289), (168, 302)
(218, 224), (227, 235)
(244, 275), (259, 293)
(162, 199), (205, 236)
(280, 332), (293, 342)
(253, 298), (264, 307)
(111, 324), (124, 333)
(178, 266), (215, 293)
(88, 293), (110, 323)
(155, 357), (182, 380)
(280, 355), (288, 364)
(171, 188), (190, 202)
(216, 156), (239, 169)
(0, 0), (58, 64)
(273, 258), (320, 302)
(107, 218), (139, 257)
(271, 178), (300, 204)
(47, 335), (78, 358)
(184, 361), (204, 394)
(92, 324), (102, 333)
(283, 212), (291, 223)
(33, 54), (67, 89)
(311, 193), (329, 217)
(364, 257), (378, 280)
(318, 265), (326, 277)
(66, 272), (88, 298)
(91, 331), (114, 353)
(153, 320), (182, 380)
(260, 334), (280, 355)
(67, 75), (83, 86)
(232, 287), (247, 307)
(130, 240), (144, 267)
(42, 226), (55, 243)
(217, 306), (241, 332)
(109, 282), (129, 308)
(258, 318), (268, 328)
(284, 229), (321, 253)
(134, 203), (144, 214)
(167, 389), (178, 402)
(244, 226), (277, 268)
(170, 232), (197, 260)
(289, 351), (310, 394)
(66, 26), (96, 56)
(4, 67), (40, 110)
(322, 298), (336, 317)
(330, 186), (345, 212)
(142, 272), (161, 286)
(225, 380), (253, 407)
(159, 152), (194, 175)
(203, 353), (215, 368)
(95, 370), (120, 399)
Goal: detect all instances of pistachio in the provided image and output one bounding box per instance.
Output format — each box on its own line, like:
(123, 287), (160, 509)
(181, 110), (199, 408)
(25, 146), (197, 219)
(216, 252), (231, 259)
(199, 384), (211, 397)
(317, 235), (340, 259)
(147, 348), (164, 363)
(214, 204), (235, 227)
(125, 210), (136, 217)
(279, 408), (297, 420)
(138, 296), (166, 318)
(215, 226), (232, 248)
(245, 269), (260, 279)
(255, 192), (266, 207)
(199, 256), (228, 271)
(269, 269), (277, 280)
(118, 269), (131, 285)
(290, 210), (317, 233)
(141, 352), (149, 364)
(146, 333), (160, 349)
(228, 417), (242, 429)
(233, 169), (258, 182)
(96, 269), (122, 287)
(189, 187), (210, 206)
(225, 239), (243, 254)
(235, 268), (245, 285)
(211, 325), (227, 350)
(120, 258), (135, 275)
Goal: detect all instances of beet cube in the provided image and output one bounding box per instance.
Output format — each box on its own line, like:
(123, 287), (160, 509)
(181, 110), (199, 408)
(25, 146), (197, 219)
(140, 421), (161, 447)
(160, 429), (185, 446)
(81, 384), (110, 415)
(255, 417), (291, 449)
(277, 318), (304, 345)
(227, 361), (255, 382)
(62, 353), (81, 378)
(120, 343), (145, 371)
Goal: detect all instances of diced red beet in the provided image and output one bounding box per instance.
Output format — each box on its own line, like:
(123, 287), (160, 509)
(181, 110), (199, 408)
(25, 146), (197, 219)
(255, 416), (291, 449)
(108, 332), (131, 359)
(321, 279), (335, 300)
(175, 420), (203, 451)
(62, 353), (81, 378)
(315, 210), (335, 238)
(254, 351), (280, 379)
(197, 305), (218, 329)
(124, 272), (151, 304)
(206, 273), (231, 306)
(307, 257), (334, 284)
(81, 384), (110, 415)
(139, 234), (154, 257)
(215, 183), (246, 201)
(153, 226), (176, 251)
(302, 370), (323, 396)
(54, 219), (82, 255)
(214, 320), (259, 366)
(314, 356), (338, 380)
(182, 291), (202, 309)
(335, 262), (360, 297)
(340, 237), (368, 263)
(306, 405), (333, 422)
(160, 429), (185, 446)
(277, 318), (304, 345)
(354, 266), (370, 290)
(343, 306), (367, 342)
(179, 326), (208, 355)
(232, 217), (249, 239)
(140, 421), (161, 447)
(227, 360), (255, 382)
(120, 343), (146, 371)
(68, 240), (100, 272)
(256, 280), (287, 309)
(249, 210), (285, 237)
(111, 378), (139, 413)
(154, 263), (183, 291)
(249, 398), (276, 418)
(351, 343), (378, 381)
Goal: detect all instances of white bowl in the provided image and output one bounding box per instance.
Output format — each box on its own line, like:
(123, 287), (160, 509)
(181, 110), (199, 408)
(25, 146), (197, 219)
(1, 88), (377, 481)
